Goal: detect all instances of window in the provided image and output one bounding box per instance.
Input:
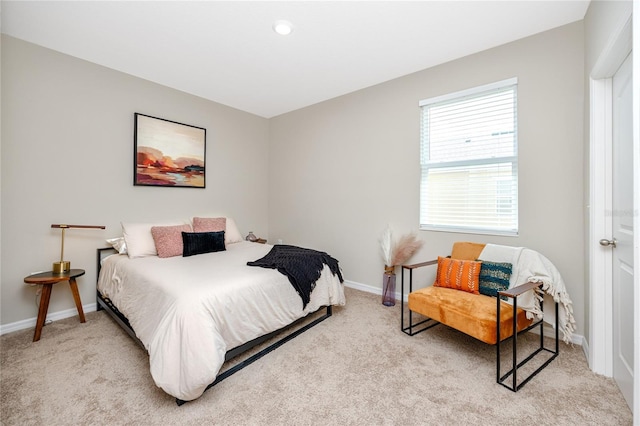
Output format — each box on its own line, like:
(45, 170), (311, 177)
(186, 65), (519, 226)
(419, 78), (518, 235)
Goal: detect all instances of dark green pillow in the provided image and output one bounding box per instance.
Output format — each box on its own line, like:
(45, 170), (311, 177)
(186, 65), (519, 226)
(478, 260), (512, 298)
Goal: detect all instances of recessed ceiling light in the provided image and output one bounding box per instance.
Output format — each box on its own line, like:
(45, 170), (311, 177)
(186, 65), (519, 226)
(273, 20), (293, 36)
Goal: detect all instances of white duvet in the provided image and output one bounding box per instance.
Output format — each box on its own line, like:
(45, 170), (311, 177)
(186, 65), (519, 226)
(97, 241), (346, 401)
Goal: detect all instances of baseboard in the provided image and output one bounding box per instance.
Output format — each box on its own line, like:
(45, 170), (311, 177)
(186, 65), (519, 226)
(528, 323), (585, 346)
(581, 334), (590, 360)
(2, 281), (383, 335)
(2, 281), (379, 336)
(343, 280), (584, 346)
(344, 279), (380, 295)
(3, 283), (586, 347)
(344, 279), (410, 302)
(0, 303), (98, 336)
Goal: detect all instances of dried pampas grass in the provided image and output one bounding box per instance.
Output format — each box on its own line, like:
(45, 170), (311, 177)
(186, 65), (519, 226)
(390, 233), (423, 266)
(379, 226), (424, 268)
(380, 226), (393, 266)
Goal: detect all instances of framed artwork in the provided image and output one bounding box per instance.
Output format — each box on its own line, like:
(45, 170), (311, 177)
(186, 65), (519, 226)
(134, 113), (206, 188)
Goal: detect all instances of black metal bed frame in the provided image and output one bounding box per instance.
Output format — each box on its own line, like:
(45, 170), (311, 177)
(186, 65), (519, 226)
(95, 247), (333, 406)
(400, 261), (559, 392)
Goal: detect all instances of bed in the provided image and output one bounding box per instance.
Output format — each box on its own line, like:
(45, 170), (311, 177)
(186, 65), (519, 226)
(96, 235), (345, 404)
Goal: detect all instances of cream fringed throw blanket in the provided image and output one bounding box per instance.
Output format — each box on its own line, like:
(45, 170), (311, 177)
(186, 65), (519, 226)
(479, 244), (576, 343)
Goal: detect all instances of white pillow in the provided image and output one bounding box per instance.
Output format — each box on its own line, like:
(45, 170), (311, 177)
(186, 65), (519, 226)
(224, 217), (244, 244)
(121, 221), (189, 258)
(105, 237), (127, 255)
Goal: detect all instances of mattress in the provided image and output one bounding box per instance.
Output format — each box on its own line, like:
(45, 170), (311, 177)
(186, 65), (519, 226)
(97, 241), (346, 401)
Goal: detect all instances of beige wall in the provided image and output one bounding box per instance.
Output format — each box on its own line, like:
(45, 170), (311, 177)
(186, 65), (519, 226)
(2, 22), (588, 336)
(1, 35), (270, 326)
(269, 22), (586, 336)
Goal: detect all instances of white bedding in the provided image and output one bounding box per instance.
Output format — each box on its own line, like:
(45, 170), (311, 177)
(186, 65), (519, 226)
(97, 241), (346, 401)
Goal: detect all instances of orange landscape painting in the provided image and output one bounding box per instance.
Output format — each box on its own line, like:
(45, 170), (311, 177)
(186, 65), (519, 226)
(134, 114), (206, 188)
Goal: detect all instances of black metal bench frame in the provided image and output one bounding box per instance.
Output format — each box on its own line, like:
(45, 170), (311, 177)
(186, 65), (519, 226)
(400, 260), (559, 392)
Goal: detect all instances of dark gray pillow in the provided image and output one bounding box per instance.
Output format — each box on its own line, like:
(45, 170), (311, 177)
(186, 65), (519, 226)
(182, 231), (225, 257)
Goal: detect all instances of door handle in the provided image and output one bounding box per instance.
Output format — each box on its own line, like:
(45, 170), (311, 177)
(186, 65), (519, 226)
(599, 238), (617, 248)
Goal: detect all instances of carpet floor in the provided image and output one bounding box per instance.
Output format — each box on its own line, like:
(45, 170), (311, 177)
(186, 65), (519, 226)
(0, 287), (633, 425)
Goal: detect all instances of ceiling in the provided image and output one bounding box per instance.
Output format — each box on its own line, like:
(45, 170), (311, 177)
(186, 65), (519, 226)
(1, 1), (590, 118)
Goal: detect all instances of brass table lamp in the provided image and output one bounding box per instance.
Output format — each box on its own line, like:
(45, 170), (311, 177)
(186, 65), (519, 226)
(51, 224), (106, 274)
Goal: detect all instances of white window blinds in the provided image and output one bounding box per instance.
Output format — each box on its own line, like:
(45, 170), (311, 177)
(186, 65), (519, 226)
(419, 78), (518, 235)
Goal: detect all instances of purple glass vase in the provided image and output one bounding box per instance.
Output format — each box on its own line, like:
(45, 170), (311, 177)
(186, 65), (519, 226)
(382, 271), (396, 306)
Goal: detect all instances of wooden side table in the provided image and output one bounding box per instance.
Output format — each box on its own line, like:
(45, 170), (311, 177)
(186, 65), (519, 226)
(24, 269), (86, 342)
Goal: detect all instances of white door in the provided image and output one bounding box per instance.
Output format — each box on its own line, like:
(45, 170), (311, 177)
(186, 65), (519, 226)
(610, 53), (634, 410)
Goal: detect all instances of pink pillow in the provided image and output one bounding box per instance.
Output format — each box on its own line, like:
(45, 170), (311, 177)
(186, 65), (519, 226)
(193, 217), (226, 233)
(151, 224), (192, 258)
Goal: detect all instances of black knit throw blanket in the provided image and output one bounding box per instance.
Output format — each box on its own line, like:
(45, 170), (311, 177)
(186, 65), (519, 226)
(247, 245), (343, 308)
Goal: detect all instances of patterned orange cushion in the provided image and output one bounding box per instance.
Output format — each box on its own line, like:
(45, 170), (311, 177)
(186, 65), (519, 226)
(433, 256), (481, 294)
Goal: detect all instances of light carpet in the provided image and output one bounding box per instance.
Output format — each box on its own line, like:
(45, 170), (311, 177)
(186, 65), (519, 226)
(0, 287), (633, 425)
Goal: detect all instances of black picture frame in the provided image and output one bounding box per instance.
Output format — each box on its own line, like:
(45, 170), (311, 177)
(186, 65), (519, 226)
(134, 113), (206, 188)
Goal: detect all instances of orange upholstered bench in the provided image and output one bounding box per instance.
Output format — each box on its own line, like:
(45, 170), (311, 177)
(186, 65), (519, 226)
(401, 242), (559, 392)
(408, 285), (533, 345)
